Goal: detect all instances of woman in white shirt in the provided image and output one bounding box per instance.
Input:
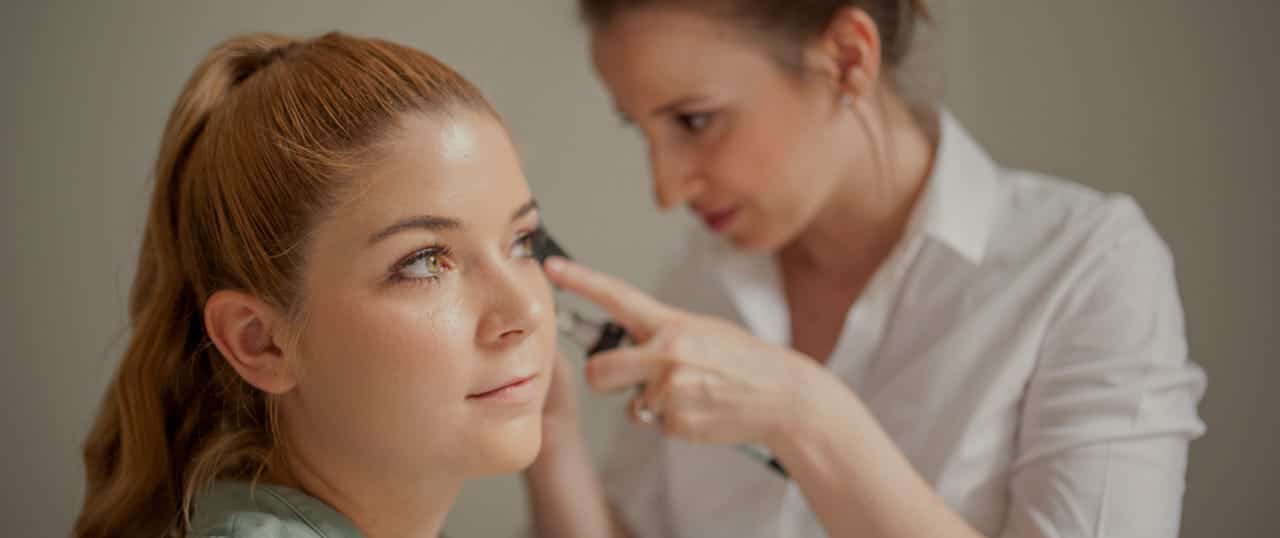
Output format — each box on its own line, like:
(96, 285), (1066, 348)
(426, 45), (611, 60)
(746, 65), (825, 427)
(522, 1), (1207, 537)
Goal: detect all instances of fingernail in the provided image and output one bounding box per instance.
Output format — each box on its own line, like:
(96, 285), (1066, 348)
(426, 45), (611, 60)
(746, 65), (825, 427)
(544, 257), (566, 274)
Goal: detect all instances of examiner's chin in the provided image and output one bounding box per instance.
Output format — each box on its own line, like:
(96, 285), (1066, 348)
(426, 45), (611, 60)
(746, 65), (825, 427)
(730, 228), (785, 253)
(734, 217), (807, 254)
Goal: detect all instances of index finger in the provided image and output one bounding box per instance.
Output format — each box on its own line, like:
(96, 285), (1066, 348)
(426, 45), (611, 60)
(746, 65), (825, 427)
(584, 344), (666, 393)
(543, 256), (671, 340)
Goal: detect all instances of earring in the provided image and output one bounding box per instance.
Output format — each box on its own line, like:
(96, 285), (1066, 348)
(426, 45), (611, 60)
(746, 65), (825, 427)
(841, 93), (854, 108)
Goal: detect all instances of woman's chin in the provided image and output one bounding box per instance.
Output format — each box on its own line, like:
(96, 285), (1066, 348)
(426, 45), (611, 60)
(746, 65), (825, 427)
(466, 414), (544, 476)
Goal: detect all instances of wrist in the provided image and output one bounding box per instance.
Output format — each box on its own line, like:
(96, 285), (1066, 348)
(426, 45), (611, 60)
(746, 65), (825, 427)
(765, 355), (854, 455)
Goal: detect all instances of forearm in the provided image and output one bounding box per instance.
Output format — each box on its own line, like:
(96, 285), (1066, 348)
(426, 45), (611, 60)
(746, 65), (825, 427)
(768, 365), (985, 538)
(523, 421), (632, 538)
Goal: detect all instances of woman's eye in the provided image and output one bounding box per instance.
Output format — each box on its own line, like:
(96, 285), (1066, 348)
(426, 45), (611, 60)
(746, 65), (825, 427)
(397, 248), (450, 281)
(676, 111), (713, 133)
(511, 229), (543, 259)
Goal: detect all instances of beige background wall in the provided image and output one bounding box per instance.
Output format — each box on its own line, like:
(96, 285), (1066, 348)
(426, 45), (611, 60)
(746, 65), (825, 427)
(1, 1), (1274, 536)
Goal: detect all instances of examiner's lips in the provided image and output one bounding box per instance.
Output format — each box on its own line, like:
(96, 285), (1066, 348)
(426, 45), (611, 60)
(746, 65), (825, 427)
(466, 373), (539, 403)
(697, 205), (740, 232)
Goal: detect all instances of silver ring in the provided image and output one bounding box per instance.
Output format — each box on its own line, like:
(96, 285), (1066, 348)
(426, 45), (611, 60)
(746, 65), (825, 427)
(636, 403), (658, 424)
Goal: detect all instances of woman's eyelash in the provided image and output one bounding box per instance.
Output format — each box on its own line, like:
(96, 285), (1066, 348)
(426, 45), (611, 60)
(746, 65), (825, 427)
(389, 227), (542, 287)
(390, 245), (451, 283)
(519, 227), (548, 256)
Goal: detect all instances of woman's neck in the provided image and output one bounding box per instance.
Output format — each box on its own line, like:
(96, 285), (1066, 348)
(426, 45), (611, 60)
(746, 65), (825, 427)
(781, 92), (936, 280)
(268, 445), (462, 538)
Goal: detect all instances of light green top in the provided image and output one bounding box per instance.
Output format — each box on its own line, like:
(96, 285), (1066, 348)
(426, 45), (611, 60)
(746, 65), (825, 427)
(190, 481), (363, 538)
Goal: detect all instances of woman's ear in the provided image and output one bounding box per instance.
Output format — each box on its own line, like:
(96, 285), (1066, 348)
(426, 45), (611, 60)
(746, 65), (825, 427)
(808, 6), (884, 104)
(204, 290), (298, 395)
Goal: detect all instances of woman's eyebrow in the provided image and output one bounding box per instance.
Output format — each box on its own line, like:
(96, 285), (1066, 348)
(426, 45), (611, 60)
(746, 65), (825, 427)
(368, 197), (537, 245)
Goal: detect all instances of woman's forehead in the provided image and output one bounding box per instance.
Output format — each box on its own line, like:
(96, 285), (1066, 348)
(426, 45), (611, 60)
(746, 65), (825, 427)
(333, 114), (530, 233)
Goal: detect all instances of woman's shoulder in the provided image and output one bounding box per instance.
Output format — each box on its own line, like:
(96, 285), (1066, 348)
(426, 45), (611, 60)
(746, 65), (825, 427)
(189, 481), (362, 538)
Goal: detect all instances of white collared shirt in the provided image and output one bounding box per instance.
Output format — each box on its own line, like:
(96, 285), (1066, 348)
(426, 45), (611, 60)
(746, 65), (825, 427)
(601, 110), (1207, 538)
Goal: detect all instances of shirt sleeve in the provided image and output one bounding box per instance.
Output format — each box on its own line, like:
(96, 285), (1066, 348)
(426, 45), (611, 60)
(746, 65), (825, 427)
(596, 235), (713, 538)
(599, 421), (673, 538)
(1000, 199), (1207, 538)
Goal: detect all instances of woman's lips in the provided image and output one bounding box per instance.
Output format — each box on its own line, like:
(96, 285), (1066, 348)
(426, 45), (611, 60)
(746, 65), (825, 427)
(467, 373), (539, 403)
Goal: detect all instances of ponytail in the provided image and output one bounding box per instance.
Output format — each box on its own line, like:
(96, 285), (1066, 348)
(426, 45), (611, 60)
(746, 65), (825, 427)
(75, 35), (295, 538)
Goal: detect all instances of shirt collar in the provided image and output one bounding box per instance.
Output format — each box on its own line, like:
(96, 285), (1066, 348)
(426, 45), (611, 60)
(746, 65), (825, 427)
(704, 108), (1002, 337)
(909, 107), (1002, 264)
(193, 480), (364, 537)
